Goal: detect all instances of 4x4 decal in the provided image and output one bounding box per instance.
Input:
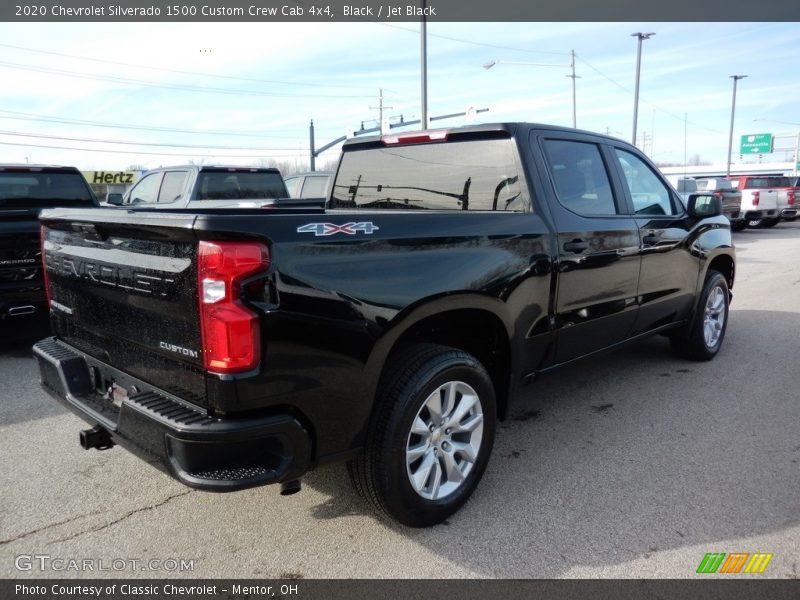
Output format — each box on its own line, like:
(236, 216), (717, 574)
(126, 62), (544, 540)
(297, 222), (379, 236)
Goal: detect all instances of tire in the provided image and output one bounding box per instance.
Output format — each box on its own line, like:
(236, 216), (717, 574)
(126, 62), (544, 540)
(746, 218), (763, 228)
(670, 270), (729, 361)
(349, 344), (496, 527)
(764, 217), (781, 228)
(730, 220), (746, 232)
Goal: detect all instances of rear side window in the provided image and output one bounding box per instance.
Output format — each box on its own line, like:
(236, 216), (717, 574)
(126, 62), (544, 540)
(543, 139), (617, 216)
(301, 175), (330, 198)
(157, 171), (188, 203)
(614, 149), (678, 216)
(331, 138), (528, 211)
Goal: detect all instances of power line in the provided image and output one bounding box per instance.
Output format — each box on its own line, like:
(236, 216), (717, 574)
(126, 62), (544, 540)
(0, 129), (304, 151)
(0, 140), (306, 159)
(575, 54), (722, 134)
(0, 109), (299, 139)
(378, 23), (568, 56)
(0, 42), (376, 90)
(0, 60), (374, 99)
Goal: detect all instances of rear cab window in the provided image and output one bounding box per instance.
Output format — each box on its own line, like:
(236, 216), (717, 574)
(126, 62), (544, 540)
(0, 169), (95, 210)
(331, 134), (529, 212)
(195, 170), (288, 201)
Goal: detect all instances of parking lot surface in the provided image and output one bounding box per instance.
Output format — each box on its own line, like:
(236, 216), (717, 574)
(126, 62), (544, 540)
(1, 223), (798, 579)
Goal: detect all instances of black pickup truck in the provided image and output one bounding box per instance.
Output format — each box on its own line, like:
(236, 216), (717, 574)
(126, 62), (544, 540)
(34, 124), (735, 527)
(1, 165), (97, 337)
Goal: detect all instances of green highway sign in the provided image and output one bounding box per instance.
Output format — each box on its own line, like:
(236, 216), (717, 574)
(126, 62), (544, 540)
(740, 133), (773, 154)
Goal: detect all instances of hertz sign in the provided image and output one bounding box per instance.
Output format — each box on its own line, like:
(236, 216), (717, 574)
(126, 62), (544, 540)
(81, 171), (137, 185)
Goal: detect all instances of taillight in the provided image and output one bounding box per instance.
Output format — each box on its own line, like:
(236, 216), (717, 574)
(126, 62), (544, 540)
(788, 190), (795, 206)
(752, 191), (759, 206)
(713, 191), (723, 200)
(40, 225), (51, 308)
(197, 241), (270, 373)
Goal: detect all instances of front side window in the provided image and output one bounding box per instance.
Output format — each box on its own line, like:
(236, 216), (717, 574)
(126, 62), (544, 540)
(331, 137), (528, 211)
(127, 173), (162, 205)
(615, 149), (677, 216)
(543, 139), (617, 216)
(283, 176), (301, 198)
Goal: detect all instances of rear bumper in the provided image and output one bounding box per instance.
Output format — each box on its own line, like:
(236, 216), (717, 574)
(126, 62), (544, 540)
(33, 337), (312, 491)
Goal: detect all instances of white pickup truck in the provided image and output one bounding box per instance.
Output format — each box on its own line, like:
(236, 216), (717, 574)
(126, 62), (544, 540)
(728, 176), (781, 228)
(108, 165), (289, 209)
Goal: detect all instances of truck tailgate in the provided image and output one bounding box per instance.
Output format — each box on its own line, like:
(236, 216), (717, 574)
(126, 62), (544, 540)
(40, 209), (208, 407)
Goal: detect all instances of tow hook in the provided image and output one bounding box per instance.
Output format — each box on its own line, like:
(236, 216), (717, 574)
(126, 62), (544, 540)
(280, 479), (302, 496)
(79, 426), (115, 450)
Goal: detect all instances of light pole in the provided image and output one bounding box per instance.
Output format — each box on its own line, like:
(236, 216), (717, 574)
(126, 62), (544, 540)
(420, 1), (428, 130)
(484, 55), (578, 128)
(631, 32), (655, 146)
(726, 75), (747, 177)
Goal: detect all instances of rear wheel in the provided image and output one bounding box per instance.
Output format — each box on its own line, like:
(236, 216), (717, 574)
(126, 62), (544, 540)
(764, 217), (781, 228)
(349, 344), (496, 527)
(670, 270), (729, 361)
(746, 217), (764, 228)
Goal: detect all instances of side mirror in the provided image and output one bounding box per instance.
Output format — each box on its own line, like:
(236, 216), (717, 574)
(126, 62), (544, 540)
(687, 193), (722, 218)
(106, 193), (123, 206)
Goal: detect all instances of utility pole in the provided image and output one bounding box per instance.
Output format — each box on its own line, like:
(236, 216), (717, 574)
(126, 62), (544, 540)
(309, 119), (316, 172)
(567, 49), (579, 128)
(726, 75), (747, 177)
(369, 89), (394, 134)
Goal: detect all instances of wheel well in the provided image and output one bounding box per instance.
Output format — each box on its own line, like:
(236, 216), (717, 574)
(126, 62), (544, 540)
(708, 254), (735, 290)
(391, 309), (512, 419)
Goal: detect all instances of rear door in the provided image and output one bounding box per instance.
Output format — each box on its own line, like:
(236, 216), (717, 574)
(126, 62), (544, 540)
(537, 133), (641, 363)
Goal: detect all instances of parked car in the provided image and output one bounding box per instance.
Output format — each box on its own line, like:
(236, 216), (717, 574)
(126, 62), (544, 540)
(35, 123), (734, 527)
(283, 171), (333, 199)
(0, 165), (97, 336)
(694, 178), (745, 231)
(110, 165), (290, 209)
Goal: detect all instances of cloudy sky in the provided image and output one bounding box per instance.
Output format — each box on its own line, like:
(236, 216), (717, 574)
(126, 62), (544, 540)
(0, 21), (797, 171)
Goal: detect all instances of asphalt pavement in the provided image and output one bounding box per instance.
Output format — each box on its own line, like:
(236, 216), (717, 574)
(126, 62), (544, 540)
(1, 222), (798, 579)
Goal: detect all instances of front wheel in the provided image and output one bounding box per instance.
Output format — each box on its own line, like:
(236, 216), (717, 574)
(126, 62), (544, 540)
(670, 270), (730, 361)
(349, 344), (496, 527)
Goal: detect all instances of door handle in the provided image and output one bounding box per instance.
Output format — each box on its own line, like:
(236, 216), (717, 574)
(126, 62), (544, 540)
(642, 233), (660, 245)
(563, 239), (590, 253)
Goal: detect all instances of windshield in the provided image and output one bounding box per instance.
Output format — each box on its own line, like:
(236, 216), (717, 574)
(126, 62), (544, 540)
(0, 171), (95, 208)
(331, 137), (528, 211)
